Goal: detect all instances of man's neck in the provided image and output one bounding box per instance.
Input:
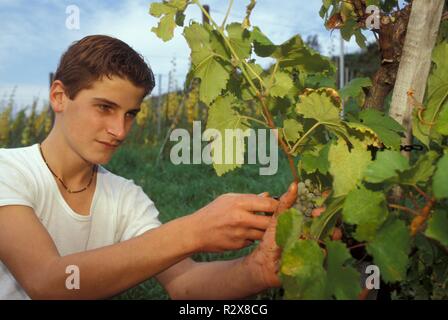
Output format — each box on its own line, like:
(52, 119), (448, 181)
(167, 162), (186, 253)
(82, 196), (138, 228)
(40, 130), (96, 189)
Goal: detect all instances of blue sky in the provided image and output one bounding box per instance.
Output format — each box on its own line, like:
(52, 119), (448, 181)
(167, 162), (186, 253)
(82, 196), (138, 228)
(0, 0), (370, 109)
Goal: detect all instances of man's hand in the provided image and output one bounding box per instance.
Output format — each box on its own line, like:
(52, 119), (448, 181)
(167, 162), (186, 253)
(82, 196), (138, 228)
(189, 193), (279, 253)
(244, 182), (298, 289)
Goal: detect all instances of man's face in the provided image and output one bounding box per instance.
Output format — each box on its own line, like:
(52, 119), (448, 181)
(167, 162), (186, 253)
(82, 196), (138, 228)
(56, 76), (145, 165)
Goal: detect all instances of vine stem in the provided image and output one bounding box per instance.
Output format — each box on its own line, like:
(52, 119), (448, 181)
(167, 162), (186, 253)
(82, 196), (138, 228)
(290, 122), (321, 155)
(413, 185), (432, 202)
(348, 243), (366, 251)
(194, 0), (264, 90)
(388, 204), (419, 216)
(258, 94), (298, 182)
(221, 0), (234, 29)
(407, 191), (421, 211)
(266, 61), (279, 96)
(239, 115), (268, 127)
(358, 288), (370, 300)
(194, 0), (298, 182)
(410, 197), (436, 236)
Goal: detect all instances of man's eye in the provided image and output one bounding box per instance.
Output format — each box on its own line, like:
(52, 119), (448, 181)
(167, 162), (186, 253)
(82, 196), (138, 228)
(98, 105), (111, 111)
(126, 112), (138, 119)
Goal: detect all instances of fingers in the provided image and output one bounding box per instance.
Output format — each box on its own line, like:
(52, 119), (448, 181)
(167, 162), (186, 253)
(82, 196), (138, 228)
(237, 194), (279, 213)
(243, 214), (272, 231)
(257, 192), (270, 197)
(312, 207), (326, 218)
(245, 229), (265, 241)
(275, 182), (298, 217)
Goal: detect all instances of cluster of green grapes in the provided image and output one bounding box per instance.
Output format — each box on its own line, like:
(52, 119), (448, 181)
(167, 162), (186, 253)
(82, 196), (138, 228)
(293, 179), (322, 217)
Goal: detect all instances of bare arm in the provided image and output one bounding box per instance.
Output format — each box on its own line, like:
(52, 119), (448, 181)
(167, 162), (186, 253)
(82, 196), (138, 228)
(156, 257), (269, 300)
(0, 194), (277, 299)
(156, 183), (298, 300)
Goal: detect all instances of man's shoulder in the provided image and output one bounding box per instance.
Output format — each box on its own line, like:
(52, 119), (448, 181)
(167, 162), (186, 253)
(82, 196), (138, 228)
(0, 144), (36, 158)
(0, 144), (38, 171)
(98, 166), (142, 194)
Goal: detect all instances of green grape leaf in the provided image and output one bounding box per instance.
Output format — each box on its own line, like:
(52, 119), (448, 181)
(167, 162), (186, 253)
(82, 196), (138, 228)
(340, 77), (372, 102)
(433, 154), (448, 199)
(195, 58), (230, 105)
(310, 196), (345, 240)
(399, 151), (439, 186)
(367, 218), (411, 283)
(345, 121), (378, 138)
(272, 35), (335, 73)
(276, 209), (303, 250)
(226, 23), (252, 60)
(358, 109), (404, 149)
(253, 30), (334, 73)
(184, 23), (231, 104)
(251, 26), (276, 57)
(413, 42), (448, 146)
(329, 138), (372, 197)
(343, 186), (388, 242)
(366, 0), (381, 6)
(269, 71), (294, 98)
(150, 1), (187, 41)
(320, 0), (333, 18)
(325, 241), (362, 300)
(364, 150), (410, 184)
(280, 240), (327, 299)
(305, 73), (337, 89)
(283, 119), (303, 143)
(296, 92), (341, 124)
(354, 29), (367, 49)
(435, 102), (448, 136)
(209, 29), (231, 60)
(205, 95), (250, 176)
(151, 14), (177, 42)
(300, 143), (330, 175)
(425, 210), (448, 247)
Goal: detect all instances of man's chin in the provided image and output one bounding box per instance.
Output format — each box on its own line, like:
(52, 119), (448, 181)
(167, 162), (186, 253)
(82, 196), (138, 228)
(88, 152), (114, 166)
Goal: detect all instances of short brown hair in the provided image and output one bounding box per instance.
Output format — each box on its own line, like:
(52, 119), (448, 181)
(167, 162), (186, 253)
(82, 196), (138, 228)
(54, 35), (155, 99)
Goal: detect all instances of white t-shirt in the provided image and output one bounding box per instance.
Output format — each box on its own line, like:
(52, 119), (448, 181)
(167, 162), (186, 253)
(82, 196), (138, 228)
(0, 144), (162, 299)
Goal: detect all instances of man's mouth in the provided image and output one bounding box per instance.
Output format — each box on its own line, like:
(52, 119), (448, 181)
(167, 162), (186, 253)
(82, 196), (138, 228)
(96, 140), (119, 149)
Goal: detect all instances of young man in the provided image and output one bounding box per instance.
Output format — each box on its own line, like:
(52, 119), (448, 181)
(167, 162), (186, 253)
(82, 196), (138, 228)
(0, 35), (297, 300)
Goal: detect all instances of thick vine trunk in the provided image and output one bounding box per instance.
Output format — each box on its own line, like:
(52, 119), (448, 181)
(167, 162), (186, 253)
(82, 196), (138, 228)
(389, 0), (445, 145)
(363, 5), (411, 110)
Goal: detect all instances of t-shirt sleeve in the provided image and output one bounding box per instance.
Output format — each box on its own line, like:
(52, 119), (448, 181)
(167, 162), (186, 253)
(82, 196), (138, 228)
(0, 152), (35, 209)
(116, 181), (162, 242)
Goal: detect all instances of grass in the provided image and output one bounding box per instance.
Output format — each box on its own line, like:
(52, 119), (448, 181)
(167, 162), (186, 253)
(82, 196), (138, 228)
(104, 142), (293, 299)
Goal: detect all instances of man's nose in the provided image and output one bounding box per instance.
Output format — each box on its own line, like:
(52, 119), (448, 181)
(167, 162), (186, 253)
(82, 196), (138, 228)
(106, 116), (127, 140)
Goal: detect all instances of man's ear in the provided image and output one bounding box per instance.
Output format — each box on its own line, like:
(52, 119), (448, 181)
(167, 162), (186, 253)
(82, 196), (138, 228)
(49, 80), (68, 113)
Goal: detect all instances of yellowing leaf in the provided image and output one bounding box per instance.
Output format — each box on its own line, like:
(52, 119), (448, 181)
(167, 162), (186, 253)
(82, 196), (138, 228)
(328, 138), (372, 197)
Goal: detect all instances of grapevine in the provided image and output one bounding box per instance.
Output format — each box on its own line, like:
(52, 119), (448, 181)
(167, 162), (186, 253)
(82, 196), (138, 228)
(150, 0), (448, 300)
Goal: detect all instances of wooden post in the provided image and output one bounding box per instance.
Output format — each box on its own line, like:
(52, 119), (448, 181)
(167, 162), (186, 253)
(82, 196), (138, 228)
(389, 0), (445, 153)
(202, 5), (210, 24)
(48, 72), (55, 126)
(156, 74), (162, 138)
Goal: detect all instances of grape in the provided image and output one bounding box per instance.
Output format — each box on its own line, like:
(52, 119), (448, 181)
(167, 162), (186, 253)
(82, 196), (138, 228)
(294, 179), (322, 218)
